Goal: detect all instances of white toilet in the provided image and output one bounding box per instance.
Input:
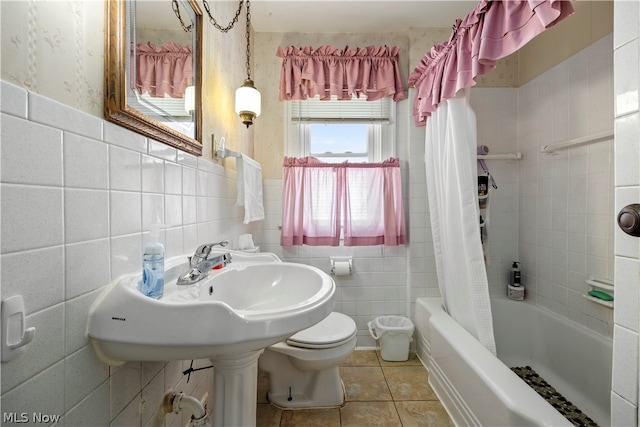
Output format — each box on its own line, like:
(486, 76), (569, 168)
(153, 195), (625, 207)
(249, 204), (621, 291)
(258, 312), (357, 408)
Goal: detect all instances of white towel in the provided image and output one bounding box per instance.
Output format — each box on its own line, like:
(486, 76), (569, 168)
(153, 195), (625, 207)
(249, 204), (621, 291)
(236, 154), (265, 224)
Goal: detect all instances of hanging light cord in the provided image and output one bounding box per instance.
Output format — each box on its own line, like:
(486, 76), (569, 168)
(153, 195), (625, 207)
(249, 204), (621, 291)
(198, 0), (252, 80)
(202, 0), (245, 33)
(171, 0), (193, 32)
(245, 0), (252, 80)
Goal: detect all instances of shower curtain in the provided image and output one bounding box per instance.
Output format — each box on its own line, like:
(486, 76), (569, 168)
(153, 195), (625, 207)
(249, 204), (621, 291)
(425, 89), (496, 354)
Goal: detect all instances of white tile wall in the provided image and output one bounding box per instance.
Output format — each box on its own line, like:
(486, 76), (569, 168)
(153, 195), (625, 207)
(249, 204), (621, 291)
(611, 390), (638, 427)
(63, 133), (110, 190)
(612, 324), (639, 403)
(515, 35), (616, 336)
(615, 113), (640, 186)
(1, 185), (64, 253)
(0, 80), (250, 425)
(471, 88), (519, 294)
(612, 1), (640, 425)
(407, 122), (438, 323)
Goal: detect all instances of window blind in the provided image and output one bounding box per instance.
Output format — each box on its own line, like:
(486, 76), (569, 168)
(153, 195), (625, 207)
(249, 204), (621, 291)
(290, 96), (391, 123)
(131, 93), (193, 118)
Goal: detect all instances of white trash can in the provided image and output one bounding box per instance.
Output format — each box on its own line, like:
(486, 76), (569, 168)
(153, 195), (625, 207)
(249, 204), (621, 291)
(367, 316), (414, 361)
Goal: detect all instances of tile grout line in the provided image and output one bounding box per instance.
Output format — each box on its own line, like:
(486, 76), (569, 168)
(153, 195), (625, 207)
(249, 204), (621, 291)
(377, 352), (406, 426)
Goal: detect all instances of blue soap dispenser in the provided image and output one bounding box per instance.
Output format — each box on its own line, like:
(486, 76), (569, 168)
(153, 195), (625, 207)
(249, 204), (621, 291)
(140, 224), (164, 299)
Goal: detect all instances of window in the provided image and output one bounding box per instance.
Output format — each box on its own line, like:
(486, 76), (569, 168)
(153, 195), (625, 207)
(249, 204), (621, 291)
(307, 123), (369, 162)
(285, 96), (395, 162)
(281, 96), (405, 247)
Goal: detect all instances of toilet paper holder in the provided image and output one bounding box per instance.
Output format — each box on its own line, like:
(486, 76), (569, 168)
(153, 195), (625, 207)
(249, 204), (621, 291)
(330, 257), (352, 275)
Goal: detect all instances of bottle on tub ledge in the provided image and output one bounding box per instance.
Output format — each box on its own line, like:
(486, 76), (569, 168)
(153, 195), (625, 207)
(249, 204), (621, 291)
(507, 261), (525, 301)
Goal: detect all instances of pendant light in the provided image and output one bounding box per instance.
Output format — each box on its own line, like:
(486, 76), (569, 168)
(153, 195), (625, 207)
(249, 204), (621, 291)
(201, 0), (260, 127)
(234, 0), (260, 127)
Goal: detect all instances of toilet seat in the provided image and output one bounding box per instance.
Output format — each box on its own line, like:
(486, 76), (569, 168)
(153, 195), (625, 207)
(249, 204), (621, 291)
(286, 312), (356, 349)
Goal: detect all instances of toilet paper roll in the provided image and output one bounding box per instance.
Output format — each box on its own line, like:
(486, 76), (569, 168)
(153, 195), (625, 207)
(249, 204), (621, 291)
(333, 261), (351, 276)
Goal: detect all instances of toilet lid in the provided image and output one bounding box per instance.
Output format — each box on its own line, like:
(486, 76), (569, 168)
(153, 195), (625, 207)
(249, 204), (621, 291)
(286, 312), (356, 349)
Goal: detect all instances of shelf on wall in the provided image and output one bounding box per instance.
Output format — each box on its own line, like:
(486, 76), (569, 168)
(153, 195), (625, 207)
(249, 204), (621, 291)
(582, 276), (614, 309)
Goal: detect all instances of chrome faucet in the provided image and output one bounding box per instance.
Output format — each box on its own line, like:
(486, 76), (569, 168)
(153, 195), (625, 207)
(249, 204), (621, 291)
(189, 241), (229, 267)
(177, 243), (232, 286)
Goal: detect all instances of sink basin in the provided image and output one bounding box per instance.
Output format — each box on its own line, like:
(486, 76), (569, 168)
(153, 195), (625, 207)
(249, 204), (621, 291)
(88, 249), (336, 426)
(87, 252), (336, 365)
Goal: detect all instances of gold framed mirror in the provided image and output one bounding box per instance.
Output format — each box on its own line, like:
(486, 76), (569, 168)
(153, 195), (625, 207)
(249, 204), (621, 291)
(104, 0), (203, 156)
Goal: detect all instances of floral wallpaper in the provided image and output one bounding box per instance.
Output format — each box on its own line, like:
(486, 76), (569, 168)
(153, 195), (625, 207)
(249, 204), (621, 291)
(0, 0), (252, 161)
(1, 1), (104, 116)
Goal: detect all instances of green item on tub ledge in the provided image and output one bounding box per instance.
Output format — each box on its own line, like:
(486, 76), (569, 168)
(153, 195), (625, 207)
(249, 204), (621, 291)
(588, 290), (613, 301)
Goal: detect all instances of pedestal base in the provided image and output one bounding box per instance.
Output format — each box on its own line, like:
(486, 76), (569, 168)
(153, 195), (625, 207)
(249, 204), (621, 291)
(210, 350), (263, 427)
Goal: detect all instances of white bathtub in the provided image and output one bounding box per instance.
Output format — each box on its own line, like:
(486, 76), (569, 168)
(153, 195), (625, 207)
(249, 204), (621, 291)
(415, 296), (612, 426)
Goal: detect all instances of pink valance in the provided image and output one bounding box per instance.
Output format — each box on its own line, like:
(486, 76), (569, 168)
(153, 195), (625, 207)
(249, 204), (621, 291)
(408, 0), (574, 126)
(277, 45), (406, 102)
(133, 42), (193, 98)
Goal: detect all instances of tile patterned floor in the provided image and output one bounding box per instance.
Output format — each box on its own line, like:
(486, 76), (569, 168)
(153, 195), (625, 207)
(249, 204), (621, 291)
(256, 350), (454, 427)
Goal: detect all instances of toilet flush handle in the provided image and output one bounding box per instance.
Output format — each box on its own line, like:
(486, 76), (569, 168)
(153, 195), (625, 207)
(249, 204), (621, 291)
(617, 204), (640, 237)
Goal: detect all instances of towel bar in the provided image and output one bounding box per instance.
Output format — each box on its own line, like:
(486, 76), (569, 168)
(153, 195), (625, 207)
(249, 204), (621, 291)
(216, 148), (241, 159)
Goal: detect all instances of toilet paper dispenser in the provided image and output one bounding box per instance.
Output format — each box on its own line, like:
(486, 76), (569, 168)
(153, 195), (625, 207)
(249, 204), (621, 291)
(330, 257), (352, 276)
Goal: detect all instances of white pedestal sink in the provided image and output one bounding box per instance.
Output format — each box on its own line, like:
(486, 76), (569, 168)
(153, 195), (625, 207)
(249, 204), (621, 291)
(210, 351), (262, 426)
(87, 250), (335, 426)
